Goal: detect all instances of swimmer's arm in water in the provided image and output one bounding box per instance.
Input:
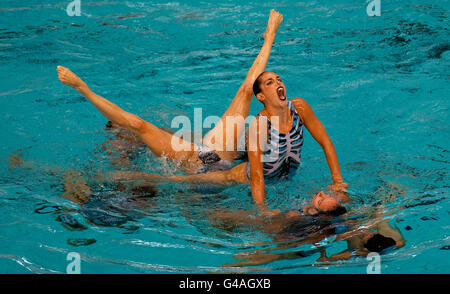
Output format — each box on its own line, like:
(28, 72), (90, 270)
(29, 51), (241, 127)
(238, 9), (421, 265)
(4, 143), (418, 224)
(291, 98), (349, 200)
(209, 208), (296, 232)
(333, 226), (367, 242)
(209, 209), (263, 226)
(318, 250), (350, 262)
(225, 247), (322, 267)
(319, 249), (367, 262)
(320, 235), (368, 262)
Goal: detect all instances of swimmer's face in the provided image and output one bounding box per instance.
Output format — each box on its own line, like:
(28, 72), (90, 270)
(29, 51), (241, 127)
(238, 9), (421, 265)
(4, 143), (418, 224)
(311, 191), (341, 212)
(256, 72), (287, 106)
(302, 191), (342, 216)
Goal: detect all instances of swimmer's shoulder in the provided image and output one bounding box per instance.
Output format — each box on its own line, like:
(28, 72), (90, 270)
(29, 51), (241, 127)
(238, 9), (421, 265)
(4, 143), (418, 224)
(290, 98), (310, 122)
(250, 110), (270, 126)
(290, 97), (310, 110)
(248, 112), (270, 140)
(249, 112), (269, 131)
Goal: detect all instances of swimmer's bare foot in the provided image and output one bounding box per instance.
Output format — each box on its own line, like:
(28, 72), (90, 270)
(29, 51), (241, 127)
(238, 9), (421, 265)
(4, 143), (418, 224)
(56, 66), (86, 90)
(264, 9), (283, 40)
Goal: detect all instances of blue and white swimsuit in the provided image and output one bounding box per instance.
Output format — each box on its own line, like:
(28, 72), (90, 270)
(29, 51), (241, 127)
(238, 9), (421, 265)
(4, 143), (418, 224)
(246, 100), (304, 183)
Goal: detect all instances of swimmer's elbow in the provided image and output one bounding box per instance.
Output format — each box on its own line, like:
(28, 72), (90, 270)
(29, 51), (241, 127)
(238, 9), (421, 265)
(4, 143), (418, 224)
(321, 140), (335, 152)
(239, 82), (253, 97)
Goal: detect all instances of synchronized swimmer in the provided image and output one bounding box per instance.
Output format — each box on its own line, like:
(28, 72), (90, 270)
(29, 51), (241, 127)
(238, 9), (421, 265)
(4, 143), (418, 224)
(55, 9), (408, 264)
(57, 10), (348, 215)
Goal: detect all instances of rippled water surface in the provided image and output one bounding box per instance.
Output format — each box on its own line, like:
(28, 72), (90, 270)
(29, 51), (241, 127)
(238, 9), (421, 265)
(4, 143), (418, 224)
(1, 0), (449, 273)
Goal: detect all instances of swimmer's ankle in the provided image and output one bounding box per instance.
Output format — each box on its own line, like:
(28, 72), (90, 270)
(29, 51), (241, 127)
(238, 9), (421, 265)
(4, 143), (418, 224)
(75, 82), (89, 93)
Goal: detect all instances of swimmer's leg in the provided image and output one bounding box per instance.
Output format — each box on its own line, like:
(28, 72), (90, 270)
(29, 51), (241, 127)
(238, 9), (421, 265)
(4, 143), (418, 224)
(167, 162), (249, 185)
(100, 121), (148, 169)
(108, 170), (164, 183)
(203, 10), (283, 160)
(111, 162), (249, 185)
(57, 66), (200, 169)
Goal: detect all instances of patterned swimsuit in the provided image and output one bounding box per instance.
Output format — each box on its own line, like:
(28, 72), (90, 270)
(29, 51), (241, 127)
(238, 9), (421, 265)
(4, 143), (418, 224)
(246, 100), (304, 183)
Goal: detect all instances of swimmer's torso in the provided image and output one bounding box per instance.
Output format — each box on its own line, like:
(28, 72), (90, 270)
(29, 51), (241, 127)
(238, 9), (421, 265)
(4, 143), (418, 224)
(247, 100), (304, 183)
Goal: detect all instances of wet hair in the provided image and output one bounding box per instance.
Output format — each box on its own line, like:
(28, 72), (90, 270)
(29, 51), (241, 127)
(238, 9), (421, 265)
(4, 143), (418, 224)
(320, 206), (347, 217)
(129, 184), (158, 199)
(364, 234), (396, 253)
(253, 71), (268, 96)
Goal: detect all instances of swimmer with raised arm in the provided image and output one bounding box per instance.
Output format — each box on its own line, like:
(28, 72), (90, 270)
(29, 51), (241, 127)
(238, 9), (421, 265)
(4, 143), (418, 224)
(144, 70), (350, 215)
(160, 74), (349, 213)
(57, 10), (347, 214)
(58, 9), (282, 168)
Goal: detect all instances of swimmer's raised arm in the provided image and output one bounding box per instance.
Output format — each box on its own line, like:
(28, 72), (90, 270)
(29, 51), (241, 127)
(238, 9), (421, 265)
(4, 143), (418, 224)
(203, 9), (283, 154)
(245, 9), (283, 84)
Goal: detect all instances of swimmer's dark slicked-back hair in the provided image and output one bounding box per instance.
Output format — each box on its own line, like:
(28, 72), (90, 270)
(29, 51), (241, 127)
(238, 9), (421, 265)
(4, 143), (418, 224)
(365, 234), (396, 253)
(253, 71), (268, 96)
(321, 206), (347, 217)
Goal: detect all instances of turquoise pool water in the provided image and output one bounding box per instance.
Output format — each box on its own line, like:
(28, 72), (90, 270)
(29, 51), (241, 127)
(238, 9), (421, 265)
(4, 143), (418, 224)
(0, 0), (449, 273)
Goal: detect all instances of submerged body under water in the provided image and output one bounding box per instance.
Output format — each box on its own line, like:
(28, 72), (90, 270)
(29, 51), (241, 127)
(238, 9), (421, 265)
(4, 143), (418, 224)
(1, 0), (449, 273)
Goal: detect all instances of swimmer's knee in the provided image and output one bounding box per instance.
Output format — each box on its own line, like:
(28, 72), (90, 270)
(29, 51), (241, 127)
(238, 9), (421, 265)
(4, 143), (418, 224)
(130, 116), (146, 133)
(225, 169), (239, 182)
(224, 170), (232, 182)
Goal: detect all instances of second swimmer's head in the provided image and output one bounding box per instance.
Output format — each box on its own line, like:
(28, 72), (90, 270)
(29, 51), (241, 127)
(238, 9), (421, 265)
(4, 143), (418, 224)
(253, 71), (287, 106)
(362, 232), (396, 253)
(303, 191), (347, 217)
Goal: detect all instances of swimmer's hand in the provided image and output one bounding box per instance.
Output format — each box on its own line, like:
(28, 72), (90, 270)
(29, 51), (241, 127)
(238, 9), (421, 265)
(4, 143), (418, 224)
(264, 9), (283, 40)
(57, 65), (86, 90)
(327, 181), (349, 193)
(317, 254), (330, 263)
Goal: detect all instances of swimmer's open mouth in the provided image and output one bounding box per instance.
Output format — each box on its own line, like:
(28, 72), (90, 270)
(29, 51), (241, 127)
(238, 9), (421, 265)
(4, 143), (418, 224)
(277, 86), (286, 101)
